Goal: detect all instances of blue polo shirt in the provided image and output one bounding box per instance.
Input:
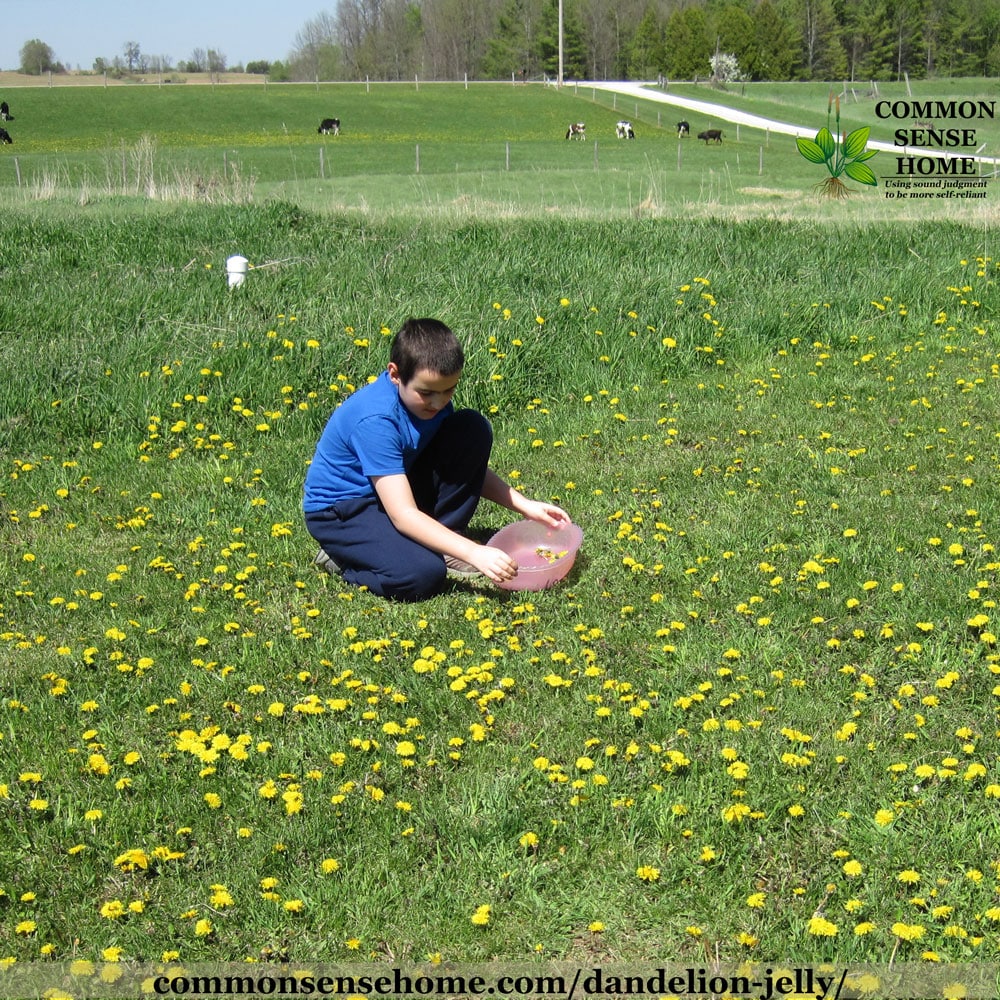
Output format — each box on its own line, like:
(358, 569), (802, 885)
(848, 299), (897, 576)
(303, 370), (453, 512)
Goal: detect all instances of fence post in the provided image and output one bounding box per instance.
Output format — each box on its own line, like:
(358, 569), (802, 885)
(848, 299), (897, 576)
(506, 142), (510, 171)
(320, 147), (325, 179)
(594, 140), (598, 171)
(415, 144), (420, 174)
(759, 147), (763, 175)
(14, 156), (21, 187)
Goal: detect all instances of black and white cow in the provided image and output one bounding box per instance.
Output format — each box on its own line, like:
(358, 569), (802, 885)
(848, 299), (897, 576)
(615, 120), (635, 139)
(698, 128), (724, 144)
(565, 122), (586, 140)
(317, 117), (341, 135)
(676, 120), (690, 137)
(0, 127), (12, 145)
(0, 101), (10, 121)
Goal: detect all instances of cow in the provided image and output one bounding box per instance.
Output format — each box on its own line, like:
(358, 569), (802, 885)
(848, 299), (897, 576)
(0, 127), (11, 145)
(615, 120), (635, 139)
(0, 101), (11, 121)
(676, 120), (690, 137)
(698, 128), (724, 144)
(317, 117), (340, 135)
(565, 122), (586, 140)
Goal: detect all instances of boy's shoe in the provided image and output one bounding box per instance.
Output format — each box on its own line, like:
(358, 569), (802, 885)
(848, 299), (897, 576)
(314, 548), (343, 577)
(444, 554), (481, 579)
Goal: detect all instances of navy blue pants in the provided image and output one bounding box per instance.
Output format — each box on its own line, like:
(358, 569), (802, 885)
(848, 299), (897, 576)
(305, 409), (492, 601)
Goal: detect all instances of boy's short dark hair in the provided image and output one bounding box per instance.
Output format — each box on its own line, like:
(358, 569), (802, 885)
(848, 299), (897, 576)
(390, 318), (465, 385)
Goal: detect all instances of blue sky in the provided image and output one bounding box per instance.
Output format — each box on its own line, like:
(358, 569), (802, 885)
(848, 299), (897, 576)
(2, 0), (328, 72)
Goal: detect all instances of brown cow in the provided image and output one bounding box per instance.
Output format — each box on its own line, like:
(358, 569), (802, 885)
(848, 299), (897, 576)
(697, 129), (723, 144)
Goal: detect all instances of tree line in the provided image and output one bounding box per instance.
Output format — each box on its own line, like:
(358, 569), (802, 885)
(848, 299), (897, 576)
(16, 38), (235, 78)
(16, 0), (1000, 83)
(284, 0), (1000, 82)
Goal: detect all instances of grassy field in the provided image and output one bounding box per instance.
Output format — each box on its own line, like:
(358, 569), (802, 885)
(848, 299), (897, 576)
(0, 79), (997, 220)
(1, 81), (1000, 993)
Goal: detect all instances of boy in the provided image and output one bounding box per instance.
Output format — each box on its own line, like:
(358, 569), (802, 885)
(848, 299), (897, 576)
(303, 317), (571, 601)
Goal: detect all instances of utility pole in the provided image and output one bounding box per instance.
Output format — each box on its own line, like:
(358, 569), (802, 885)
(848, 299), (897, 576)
(558, 0), (564, 86)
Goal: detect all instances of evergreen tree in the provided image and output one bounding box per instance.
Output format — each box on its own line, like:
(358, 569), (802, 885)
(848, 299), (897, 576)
(752, 0), (799, 79)
(662, 6), (713, 78)
(482, 0), (544, 78)
(625, 6), (665, 78)
(713, 3), (758, 75)
(538, 0), (588, 79)
(886, 0), (924, 78)
(797, 0), (848, 79)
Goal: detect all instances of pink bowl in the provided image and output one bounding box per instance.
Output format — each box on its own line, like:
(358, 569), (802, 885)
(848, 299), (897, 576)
(487, 520), (583, 591)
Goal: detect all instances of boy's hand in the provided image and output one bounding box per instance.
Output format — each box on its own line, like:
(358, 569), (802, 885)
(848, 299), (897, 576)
(472, 545), (518, 583)
(519, 499), (572, 527)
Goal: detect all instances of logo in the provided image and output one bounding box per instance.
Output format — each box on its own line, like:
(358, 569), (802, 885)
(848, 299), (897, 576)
(797, 93), (878, 199)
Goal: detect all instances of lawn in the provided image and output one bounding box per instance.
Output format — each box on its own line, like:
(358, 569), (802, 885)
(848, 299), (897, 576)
(0, 82), (999, 1000)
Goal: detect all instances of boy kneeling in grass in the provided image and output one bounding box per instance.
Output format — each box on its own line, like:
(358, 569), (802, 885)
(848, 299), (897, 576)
(304, 317), (571, 601)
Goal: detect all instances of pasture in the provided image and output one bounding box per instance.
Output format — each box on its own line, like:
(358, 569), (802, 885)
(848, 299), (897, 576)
(0, 79), (998, 219)
(1, 80), (999, 993)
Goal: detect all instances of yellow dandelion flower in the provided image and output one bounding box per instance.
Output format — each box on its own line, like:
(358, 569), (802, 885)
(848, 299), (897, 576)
(807, 916), (838, 937)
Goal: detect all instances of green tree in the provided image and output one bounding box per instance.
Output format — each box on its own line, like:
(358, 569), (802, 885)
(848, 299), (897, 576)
(885, 0), (923, 77)
(482, 0), (545, 79)
(796, 0), (848, 78)
(751, 0), (798, 79)
(662, 6), (712, 79)
(19, 38), (61, 75)
(712, 3), (758, 75)
(625, 6), (665, 78)
(537, 0), (588, 79)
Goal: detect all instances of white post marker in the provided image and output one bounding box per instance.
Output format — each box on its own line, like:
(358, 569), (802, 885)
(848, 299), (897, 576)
(226, 255), (249, 288)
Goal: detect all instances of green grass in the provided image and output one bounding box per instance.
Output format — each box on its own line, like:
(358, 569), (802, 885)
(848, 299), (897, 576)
(1, 80), (997, 219)
(2, 201), (1000, 980)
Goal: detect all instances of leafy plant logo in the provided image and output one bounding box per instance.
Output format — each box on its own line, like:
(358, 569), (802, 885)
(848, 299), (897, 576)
(797, 94), (878, 199)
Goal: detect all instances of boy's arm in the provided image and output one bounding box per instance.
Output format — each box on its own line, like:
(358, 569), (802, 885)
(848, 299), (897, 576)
(372, 474), (517, 583)
(480, 468), (571, 526)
